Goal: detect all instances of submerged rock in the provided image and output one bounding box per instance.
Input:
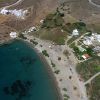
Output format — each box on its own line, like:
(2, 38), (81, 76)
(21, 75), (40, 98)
(20, 56), (36, 66)
(3, 80), (32, 100)
(3, 86), (10, 95)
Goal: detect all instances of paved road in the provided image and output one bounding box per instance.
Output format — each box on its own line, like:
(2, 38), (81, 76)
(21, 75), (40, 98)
(88, 0), (100, 8)
(84, 72), (100, 85)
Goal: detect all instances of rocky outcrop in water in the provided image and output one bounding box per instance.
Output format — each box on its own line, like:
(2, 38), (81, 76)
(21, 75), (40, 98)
(20, 56), (37, 66)
(3, 80), (32, 100)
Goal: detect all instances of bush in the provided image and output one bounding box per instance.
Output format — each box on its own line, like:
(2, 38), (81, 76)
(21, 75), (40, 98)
(51, 61), (56, 67)
(42, 12), (64, 28)
(42, 50), (49, 57)
(76, 57), (100, 80)
(18, 33), (27, 39)
(62, 21), (87, 34)
(63, 94), (70, 99)
(30, 39), (38, 45)
(86, 47), (94, 56)
(54, 70), (60, 74)
(63, 88), (67, 91)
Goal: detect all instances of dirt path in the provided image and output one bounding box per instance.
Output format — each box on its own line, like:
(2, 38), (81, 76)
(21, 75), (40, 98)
(88, 0), (100, 8)
(84, 72), (100, 85)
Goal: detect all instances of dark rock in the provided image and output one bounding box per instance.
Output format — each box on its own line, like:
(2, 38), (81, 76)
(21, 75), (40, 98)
(3, 86), (10, 95)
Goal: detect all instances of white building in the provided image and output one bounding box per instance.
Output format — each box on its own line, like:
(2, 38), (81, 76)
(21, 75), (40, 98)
(28, 27), (36, 33)
(83, 33), (100, 46)
(10, 32), (17, 38)
(83, 38), (93, 45)
(40, 19), (44, 23)
(0, 8), (28, 19)
(72, 29), (79, 36)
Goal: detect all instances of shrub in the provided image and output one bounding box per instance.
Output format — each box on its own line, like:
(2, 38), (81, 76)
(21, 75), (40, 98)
(42, 50), (49, 57)
(63, 88), (67, 91)
(30, 39), (38, 45)
(18, 33), (27, 39)
(54, 70), (60, 74)
(51, 61), (56, 67)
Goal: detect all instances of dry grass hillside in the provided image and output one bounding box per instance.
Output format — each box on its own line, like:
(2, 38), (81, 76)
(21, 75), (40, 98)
(58, 0), (100, 32)
(0, 0), (100, 43)
(0, 0), (58, 43)
(0, 0), (100, 32)
(1, 0), (58, 31)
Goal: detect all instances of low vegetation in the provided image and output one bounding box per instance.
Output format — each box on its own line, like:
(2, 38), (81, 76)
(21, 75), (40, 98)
(86, 75), (100, 100)
(63, 88), (67, 91)
(42, 50), (49, 57)
(42, 10), (64, 28)
(18, 33), (27, 39)
(33, 10), (67, 45)
(34, 28), (67, 45)
(63, 94), (70, 100)
(62, 22), (87, 34)
(66, 22), (87, 45)
(54, 70), (60, 74)
(63, 50), (70, 59)
(30, 39), (38, 46)
(76, 56), (100, 81)
(51, 61), (56, 67)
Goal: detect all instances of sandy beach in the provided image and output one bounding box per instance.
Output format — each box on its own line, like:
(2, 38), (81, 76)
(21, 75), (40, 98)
(22, 39), (63, 100)
(24, 34), (88, 100)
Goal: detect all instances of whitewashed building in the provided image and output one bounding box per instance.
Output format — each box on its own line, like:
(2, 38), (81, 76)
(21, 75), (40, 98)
(10, 32), (17, 38)
(72, 29), (79, 36)
(83, 33), (100, 46)
(0, 8), (28, 19)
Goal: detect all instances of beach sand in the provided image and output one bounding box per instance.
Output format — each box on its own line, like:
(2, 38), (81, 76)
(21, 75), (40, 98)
(23, 35), (88, 100)
(23, 40), (63, 100)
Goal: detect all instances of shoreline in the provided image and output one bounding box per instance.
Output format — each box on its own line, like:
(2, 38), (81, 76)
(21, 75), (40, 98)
(35, 49), (63, 100)
(24, 35), (88, 100)
(0, 37), (88, 100)
(0, 39), (15, 46)
(22, 39), (63, 100)
(0, 39), (63, 100)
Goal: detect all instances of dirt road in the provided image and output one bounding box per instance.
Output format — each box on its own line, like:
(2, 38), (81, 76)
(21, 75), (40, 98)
(84, 72), (100, 85)
(88, 0), (100, 8)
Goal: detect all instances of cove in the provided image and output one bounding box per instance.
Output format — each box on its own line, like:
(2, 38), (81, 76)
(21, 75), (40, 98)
(0, 40), (60, 100)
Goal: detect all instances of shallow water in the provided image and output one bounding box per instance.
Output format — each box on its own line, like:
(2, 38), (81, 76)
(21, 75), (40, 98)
(0, 40), (59, 100)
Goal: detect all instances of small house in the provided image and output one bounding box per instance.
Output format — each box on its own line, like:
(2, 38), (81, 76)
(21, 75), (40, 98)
(82, 54), (90, 60)
(10, 32), (17, 38)
(72, 29), (79, 36)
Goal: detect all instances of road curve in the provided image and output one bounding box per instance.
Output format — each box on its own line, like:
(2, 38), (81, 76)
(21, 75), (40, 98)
(88, 0), (100, 8)
(84, 72), (100, 85)
(1, 0), (24, 9)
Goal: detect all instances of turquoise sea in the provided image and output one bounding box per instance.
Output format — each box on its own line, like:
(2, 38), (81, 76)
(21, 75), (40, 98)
(0, 40), (60, 100)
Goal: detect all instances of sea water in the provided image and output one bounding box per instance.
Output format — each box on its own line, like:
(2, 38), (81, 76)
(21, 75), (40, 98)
(0, 40), (59, 100)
